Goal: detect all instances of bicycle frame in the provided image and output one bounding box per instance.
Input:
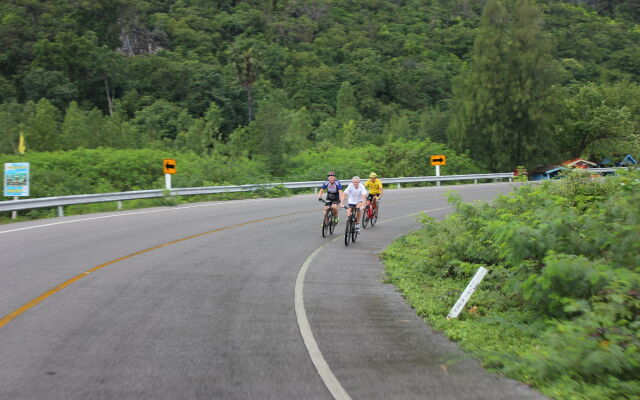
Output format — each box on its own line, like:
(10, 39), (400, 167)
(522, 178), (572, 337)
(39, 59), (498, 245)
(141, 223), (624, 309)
(344, 204), (359, 246)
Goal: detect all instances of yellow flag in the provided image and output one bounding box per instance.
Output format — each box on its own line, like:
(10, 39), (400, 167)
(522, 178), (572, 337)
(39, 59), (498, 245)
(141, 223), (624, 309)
(18, 132), (25, 154)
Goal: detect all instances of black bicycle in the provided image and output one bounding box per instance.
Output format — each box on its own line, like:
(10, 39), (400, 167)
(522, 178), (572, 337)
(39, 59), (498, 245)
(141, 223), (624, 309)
(319, 199), (336, 237)
(343, 204), (359, 246)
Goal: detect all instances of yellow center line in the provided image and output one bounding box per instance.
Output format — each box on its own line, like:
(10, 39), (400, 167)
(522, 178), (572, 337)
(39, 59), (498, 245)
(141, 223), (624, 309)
(0, 209), (315, 329)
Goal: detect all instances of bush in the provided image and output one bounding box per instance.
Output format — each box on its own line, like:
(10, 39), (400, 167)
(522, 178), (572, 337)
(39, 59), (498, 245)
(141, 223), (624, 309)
(383, 169), (640, 400)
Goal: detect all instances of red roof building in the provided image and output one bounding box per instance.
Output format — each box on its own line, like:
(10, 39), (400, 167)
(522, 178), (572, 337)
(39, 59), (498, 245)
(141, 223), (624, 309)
(561, 158), (597, 169)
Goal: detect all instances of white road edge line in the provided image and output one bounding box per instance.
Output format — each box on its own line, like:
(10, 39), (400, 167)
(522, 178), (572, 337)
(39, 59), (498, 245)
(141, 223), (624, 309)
(294, 206), (450, 400)
(0, 197), (283, 235)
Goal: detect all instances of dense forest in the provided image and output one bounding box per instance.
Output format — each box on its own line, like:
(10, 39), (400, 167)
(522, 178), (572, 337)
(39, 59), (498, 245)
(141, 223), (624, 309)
(1, 0), (639, 178)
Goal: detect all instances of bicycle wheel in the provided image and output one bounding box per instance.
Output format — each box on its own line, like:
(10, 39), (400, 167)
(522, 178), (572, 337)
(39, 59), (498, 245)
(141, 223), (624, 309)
(351, 225), (358, 242)
(371, 206), (378, 227)
(362, 206), (369, 229)
(322, 211), (330, 237)
(329, 214), (335, 235)
(344, 217), (351, 246)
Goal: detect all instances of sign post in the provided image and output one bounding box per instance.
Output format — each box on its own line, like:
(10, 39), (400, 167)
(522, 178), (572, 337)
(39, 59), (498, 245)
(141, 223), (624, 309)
(430, 155), (446, 186)
(163, 159), (177, 190)
(4, 162), (30, 220)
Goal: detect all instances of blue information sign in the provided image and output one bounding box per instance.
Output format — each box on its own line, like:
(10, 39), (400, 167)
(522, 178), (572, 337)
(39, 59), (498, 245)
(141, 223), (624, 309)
(4, 162), (30, 197)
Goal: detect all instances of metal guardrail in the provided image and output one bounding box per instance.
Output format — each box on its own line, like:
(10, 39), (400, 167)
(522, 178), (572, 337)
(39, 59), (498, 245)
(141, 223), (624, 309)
(578, 167), (624, 173)
(0, 173), (516, 215)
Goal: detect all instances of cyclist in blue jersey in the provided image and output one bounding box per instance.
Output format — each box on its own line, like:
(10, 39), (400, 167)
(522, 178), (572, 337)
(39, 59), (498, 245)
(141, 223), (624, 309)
(318, 172), (343, 224)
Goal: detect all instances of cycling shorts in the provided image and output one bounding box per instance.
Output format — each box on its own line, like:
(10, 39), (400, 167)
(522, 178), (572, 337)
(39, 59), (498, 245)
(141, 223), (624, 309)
(367, 193), (380, 201)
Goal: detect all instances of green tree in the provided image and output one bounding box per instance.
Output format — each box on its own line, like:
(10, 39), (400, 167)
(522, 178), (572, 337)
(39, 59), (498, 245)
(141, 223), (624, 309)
(252, 90), (289, 175)
(175, 119), (213, 155)
(284, 107), (313, 153)
(418, 105), (449, 143)
(0, 102), (24, 154)
(175, 99), (222, 155)
(230, 40), (261, 122)
(384, 113), (414, 140)
(101, 112), (137, 149)
(553, 83), (636, 159)
(23, 99), (61, 151)
(335, 81), (360, 125)
(0, 76), (17, 103)
(315, 118), (338, 142)
(448, 0), (557, 170)
(132, 100), (194, 146)
(60, 101), (90, 150)
(21, 68), (78, 109)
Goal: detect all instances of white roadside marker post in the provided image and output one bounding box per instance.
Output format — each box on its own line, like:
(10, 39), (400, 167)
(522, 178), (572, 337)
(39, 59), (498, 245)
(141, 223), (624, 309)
(447, 267), (488, 319)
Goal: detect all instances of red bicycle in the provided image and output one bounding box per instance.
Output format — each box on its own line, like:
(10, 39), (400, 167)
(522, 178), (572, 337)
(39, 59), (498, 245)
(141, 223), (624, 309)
(362, 196), (379, 229)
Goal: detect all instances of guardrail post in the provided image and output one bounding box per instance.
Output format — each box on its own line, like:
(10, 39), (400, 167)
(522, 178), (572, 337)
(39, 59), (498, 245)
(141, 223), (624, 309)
(396, 183), (401, 189)
(474, 179), (478, 184)
(508, 177), (513, 183)
(57, 206), (64, 217)
(11, 196), (18, 220)
(117, 201), (123, 210)
(313, 187), (318, 194)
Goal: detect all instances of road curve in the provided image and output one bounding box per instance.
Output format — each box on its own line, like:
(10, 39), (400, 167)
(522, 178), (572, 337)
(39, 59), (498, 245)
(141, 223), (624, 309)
(0, 183), (546, 399)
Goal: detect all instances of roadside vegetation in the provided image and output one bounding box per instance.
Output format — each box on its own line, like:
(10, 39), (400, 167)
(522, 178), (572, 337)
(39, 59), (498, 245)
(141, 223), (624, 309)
(383, 170), (640, 400)
(0, 141), (480, 222)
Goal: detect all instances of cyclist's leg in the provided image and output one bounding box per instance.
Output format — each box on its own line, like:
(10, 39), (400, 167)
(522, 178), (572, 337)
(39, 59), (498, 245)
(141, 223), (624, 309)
(369, 194), (377, 215)
(355, 202), (363, 224)
(331, 202), (338, 217)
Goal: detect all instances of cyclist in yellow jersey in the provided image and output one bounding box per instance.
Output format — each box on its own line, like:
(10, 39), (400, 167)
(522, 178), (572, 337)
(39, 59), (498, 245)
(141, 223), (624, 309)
(364, 172), (383, 211)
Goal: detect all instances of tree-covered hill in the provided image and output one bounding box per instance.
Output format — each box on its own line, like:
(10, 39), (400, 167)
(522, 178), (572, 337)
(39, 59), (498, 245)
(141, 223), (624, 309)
(1, 0), (639, 173)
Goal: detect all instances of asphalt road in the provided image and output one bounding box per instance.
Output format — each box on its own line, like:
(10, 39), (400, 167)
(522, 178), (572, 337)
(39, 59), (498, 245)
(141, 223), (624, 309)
(0, 183), (547, 400)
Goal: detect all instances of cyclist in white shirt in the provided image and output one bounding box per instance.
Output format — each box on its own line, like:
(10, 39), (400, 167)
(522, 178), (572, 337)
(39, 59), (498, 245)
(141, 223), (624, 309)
(339, 176), (368, 231)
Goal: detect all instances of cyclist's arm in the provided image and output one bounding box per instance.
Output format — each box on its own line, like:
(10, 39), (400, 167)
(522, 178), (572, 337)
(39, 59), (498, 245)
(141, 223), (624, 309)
(339, 187), (348, 207)
(379, 183), (383, 197)
(318, 182), (329, 199)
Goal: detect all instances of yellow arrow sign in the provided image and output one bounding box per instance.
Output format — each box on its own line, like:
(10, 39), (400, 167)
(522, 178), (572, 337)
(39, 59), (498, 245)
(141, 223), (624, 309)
(163, 159), (177, 174)
(430, 155), (446, 166)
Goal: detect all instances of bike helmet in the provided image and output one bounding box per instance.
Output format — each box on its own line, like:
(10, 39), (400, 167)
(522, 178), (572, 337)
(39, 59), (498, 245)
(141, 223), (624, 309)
(369, 172), (377, 178)
(327, 171), (336, 177)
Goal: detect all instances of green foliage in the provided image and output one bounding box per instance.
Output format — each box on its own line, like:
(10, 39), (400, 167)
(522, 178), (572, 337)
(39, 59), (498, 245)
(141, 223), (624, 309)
(0, 0), (638, 169)
(552, 82), (638, 160)
(0, 148), (271, 200)
(285, 138), (480, 181)
(515, 166), (529, 182)
(383, 170), (640, 399)
(448, 0), (558, 171)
